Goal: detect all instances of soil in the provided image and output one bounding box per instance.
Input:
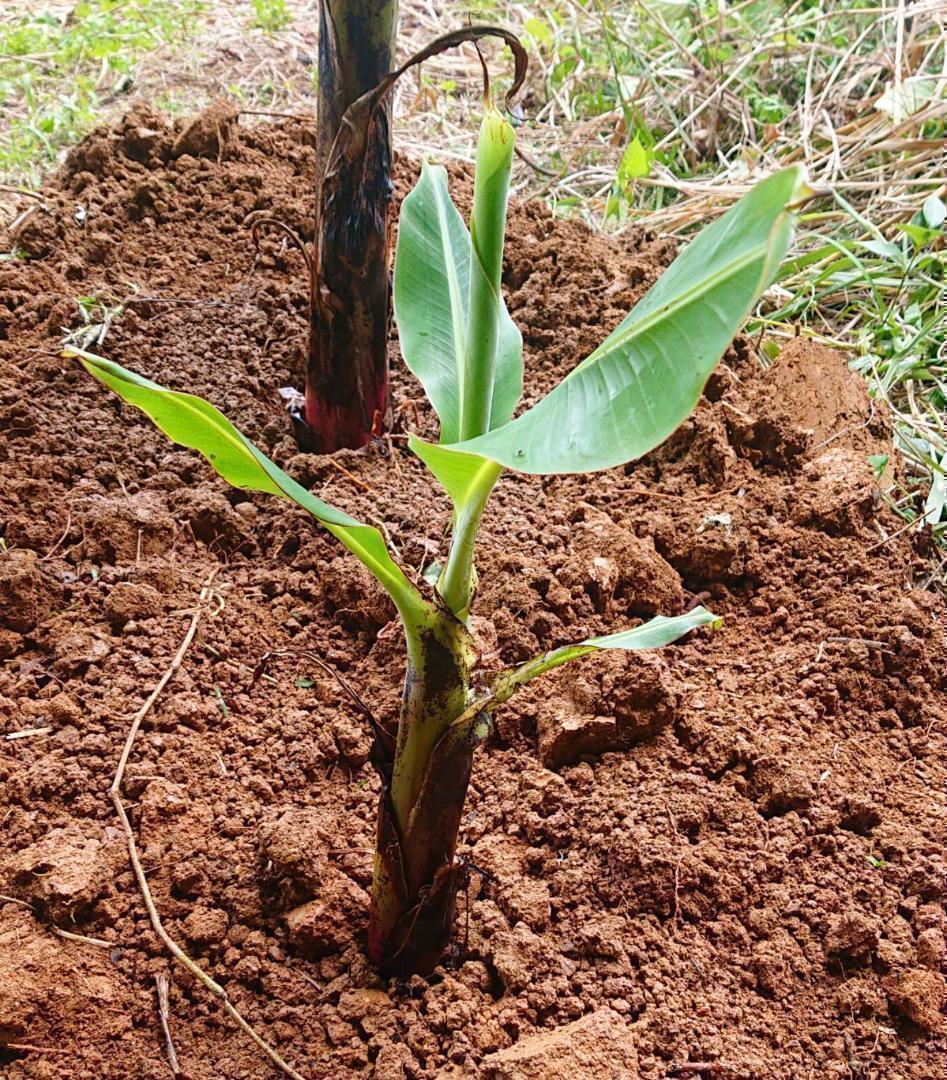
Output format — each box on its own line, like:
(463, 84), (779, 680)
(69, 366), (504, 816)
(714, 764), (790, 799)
(1, 102), (945, 1080)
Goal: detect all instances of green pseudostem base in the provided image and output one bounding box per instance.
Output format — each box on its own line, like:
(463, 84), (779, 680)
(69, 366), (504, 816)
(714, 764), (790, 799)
(367, 605), (483, 975)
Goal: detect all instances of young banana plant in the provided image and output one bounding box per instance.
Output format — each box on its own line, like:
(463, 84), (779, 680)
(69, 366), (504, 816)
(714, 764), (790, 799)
(71, 50), (808, 977)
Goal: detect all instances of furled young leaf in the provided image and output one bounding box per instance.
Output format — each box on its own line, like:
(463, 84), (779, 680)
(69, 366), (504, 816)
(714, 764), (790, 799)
(71, 349), (425, 619)
(394, 161), (522, 444)
(493, 607), (721, 701)
(424, 165), (808, 475)
(923, 452), (947, 525)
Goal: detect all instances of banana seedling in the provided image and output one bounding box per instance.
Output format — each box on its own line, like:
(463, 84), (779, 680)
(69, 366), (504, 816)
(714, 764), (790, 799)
(71, 38), (808, 976)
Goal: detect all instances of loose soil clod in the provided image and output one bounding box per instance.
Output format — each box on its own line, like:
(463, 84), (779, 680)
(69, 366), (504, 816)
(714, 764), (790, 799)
(1, 105), (945, 1078)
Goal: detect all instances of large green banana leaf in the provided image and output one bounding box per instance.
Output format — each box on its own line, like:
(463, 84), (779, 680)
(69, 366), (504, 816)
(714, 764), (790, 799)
(420, 165), (808, 476)
(393, 161), (523, 444)
(71, 350), (425, 621)
(410, 166), (807, 616)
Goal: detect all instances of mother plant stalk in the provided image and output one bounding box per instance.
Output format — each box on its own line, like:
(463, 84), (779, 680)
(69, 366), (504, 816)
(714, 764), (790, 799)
(72, 37), (809, 976)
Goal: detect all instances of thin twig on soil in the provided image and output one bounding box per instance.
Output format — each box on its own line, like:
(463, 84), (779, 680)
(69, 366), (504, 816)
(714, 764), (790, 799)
(249, 216), (313, 275)
(0, 184), (48, 205)
(4, 727), (53, 741)
(41, 513), (72, 561)
(0, 893), (33, 909)
(825, 635), (893, 653)
(155, 973), (181, 1077)
(866, 506), (938, 553)
(305, 655), (375, 722)
(513, 143), (560, 177)
(110, 569), (308, 1080)
(0, 896), (113, 948)
(52, 927), (111, 949)
(5, 1044), (70, 1056)
(253, 648), (395, 748)
(122, 296), (244, 309)
(669, 1064), (736, 1076)
(238, 109), (309, 119)
(325, 456), (372, 492)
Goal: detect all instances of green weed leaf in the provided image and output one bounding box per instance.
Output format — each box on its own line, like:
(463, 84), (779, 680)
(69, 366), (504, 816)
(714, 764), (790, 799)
(618, 133), (651, 186)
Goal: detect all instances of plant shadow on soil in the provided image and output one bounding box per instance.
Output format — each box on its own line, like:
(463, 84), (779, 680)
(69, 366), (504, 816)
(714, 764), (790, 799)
(0, 101), (945, 1079)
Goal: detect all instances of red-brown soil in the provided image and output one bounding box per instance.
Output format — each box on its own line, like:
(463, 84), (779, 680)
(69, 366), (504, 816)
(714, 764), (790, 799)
(1, 103), (945, 1079)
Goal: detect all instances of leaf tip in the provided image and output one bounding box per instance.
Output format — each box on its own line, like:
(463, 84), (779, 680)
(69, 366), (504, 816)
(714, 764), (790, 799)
(785, 165), (824, 212)
(691, 605), (723, 632)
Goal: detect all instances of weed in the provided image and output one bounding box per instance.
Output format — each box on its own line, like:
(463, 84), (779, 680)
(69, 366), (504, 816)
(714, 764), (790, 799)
(0, 1), (205, 185)
(250, 0), (292, 33)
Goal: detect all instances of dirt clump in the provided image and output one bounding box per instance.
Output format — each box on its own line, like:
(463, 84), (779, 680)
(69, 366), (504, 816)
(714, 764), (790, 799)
(103, 580), (165, 627)
(285, 868), (370, 959)
(171, 97), (238, 160)
(531, 652), (680, 769)
(481, 1007), (638, 1078)
(80, 490), (176, 565)
(2, 826), (113, 922)
(559, 505), (684, 617)
(728, 336), (891, 470)
(885, 969), (947, 1032)
(0, 103), (945, 1078)
(0, 550), (60, 633)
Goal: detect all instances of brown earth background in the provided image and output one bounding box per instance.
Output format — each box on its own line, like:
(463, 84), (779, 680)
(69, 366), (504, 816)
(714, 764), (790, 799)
(0, 103), (945, 1078)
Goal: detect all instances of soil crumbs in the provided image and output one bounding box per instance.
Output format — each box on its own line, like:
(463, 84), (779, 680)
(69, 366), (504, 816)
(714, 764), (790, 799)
(1, 103), (946, 1080)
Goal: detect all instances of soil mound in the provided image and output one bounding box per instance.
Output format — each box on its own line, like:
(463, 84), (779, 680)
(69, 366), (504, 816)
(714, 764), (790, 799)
(1, 103), (945, 1079)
